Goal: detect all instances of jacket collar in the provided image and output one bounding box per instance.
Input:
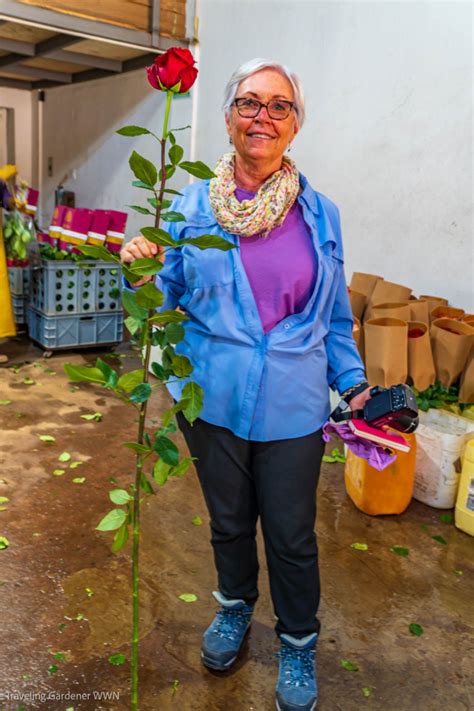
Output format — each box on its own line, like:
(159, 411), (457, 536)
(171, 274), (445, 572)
(297, 173), (320, 215)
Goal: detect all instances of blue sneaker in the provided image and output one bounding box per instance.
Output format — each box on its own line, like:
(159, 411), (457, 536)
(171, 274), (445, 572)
(201, 591), (253, 671)
(275, 633), (318, 711)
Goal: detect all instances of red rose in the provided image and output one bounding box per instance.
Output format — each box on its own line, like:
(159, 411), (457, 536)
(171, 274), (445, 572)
(146, 47), (197, 93)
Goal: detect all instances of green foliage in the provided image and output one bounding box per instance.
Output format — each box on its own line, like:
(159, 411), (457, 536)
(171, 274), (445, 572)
(123, 442), (152, 454)
(414, 381), (459, 412)
(132, 180), (155, 191)
(165, 323), (185, 344)
(161, 399), (191, 427)
(179, 160), (216, 179)
(122, 290), (148, 320)
(179, 234), (235, 251)
(96, 509), (127, 531)
(125, 316), (143, 336)
(170, 456), (195, 478)
(117, 369), (145, 393)
(340, 660), (359, 672)
(64, 364), (106, 385)
(140, 473), (155, 494)
(169, 144), (184, 164)
(109, 489), (133, 505)
(129, 150), (157, 187)
(161, 211), (186, 222)
(153, 459), (171, 486)
(181, 381), (204, 423)
(128, 205), (153, 215)
(129, 383), (152, 404)
(78, 244), (120, 262)
(127, 257), (163, 277)
(141, 226), (176, 247)
(154, 436), (180, 466)
(408, 623), (424, 637)
(432, 535), (447, 545)
(96, 358), (119, 388)
(117, 125), (151, 136)
(135, 282), (165, 309)
(149, 310), (188, 325)
(390, 545), (409, 556)
(112, 522), (129, 552)
(171, 355), (193, 377)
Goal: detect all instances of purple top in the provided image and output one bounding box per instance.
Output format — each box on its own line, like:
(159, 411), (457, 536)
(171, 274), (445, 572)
(236, 187), (317, 333)
(0, 181), (11, 209)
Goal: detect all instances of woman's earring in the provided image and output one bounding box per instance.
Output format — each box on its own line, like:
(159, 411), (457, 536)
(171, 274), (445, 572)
(287, 143), (292, 152)
(229, 136), (233, 145)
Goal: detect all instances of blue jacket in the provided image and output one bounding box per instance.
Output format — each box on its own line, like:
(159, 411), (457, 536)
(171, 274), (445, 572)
(137, 175), (366, 441)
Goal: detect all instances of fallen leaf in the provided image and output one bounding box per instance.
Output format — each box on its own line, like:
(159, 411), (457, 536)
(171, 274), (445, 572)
(47, 664), (58, 674)
(80, 412), (103, 422)
(72, 477), (86, 484)
(0, 400), (11, 405)
(59, 452), (71, 463)
(432, 535), (447, 545)
(0, 497), (9, 504)
(53, 469), (65, 476)
(171, 679), (180, 695)
(409, 623), (423, 636)
(52, 651), (66, 661)
(69, 461), (83, 469)
(191, 516), (203, 526)
(0, 536), (9, 549)
(340, 659), (359, 671)
(39, 435), (56, 443)
(439, 513), (453, 524)
(85, 587), (94, 597)
(0, 507), (7, 511)
(178, 593), (198, 602)
(108, 653), (126, 666)
(453, 569), (464, 576)
(389, 546), (409, 557)
(351, 542), (368, 551)
(362, 687), (372, 698)
(22, 377), (35, 385)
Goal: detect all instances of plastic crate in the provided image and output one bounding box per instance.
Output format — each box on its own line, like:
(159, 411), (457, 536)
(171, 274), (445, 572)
(29, 260), (122, 316)
(27, 306), (123, 350)
(8, 266), (30, 297)
(12, 295), (27, 325)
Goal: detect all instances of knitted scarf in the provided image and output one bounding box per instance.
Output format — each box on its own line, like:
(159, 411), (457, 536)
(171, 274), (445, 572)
(208, 152), (299, 237)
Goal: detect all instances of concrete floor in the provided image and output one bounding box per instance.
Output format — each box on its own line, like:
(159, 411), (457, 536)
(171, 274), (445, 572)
(0, 334), (473, 711)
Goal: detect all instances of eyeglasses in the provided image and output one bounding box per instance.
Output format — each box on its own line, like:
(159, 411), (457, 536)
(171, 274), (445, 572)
(233, 97), (294, 120)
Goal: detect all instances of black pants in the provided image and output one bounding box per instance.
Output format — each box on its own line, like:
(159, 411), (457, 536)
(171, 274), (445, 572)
(177, 413), (325, 638)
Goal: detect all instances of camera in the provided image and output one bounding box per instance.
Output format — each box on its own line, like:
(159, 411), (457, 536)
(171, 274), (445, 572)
(363, 384), (419, 433)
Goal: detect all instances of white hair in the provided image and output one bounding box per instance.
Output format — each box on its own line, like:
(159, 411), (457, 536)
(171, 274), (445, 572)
(222, 58), (306, 128)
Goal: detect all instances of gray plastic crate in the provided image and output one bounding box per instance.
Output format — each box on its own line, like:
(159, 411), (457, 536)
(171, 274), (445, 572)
(8, 266), (30, 297)
(29, 260), (122, 316)
(27, 306), (123, 350)
(12, 294), (26, 325)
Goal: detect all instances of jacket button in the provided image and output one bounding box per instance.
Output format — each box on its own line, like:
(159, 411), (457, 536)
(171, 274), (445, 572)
(284, 323), (290, 329)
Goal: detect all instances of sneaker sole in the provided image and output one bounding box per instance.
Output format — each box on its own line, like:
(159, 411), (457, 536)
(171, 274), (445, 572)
(275, 699), (317, 711)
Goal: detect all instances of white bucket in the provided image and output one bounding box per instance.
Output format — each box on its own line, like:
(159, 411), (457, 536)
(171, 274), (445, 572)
(413, 409), (474, 509)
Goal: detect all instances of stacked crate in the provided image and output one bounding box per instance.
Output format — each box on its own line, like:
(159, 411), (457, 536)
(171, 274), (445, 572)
(27, 260), (123, 349)
(8, 266), (30, 326)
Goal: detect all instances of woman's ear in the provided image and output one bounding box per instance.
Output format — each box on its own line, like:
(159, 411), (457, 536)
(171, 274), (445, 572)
(225, 112), (233, 139)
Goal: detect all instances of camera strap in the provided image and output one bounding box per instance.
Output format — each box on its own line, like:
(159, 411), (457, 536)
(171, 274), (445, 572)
(330, 402), (364, 423)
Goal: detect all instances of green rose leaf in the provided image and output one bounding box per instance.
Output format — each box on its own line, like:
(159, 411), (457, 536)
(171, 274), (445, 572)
(140, 473), (155, 494)
(64, 364), (107, 385)
(129, 383), (152, 404)
(154, 436), (180, 466)
(0, 536), (10, 549)
(0, 497), (9, 504)
(161, 211), (186, 223)
(179, 160), (216, 179)
(172, 355), (193, 378)
(78, 245), (120, 262)
(170, 456), (195, 478)
(439, 513), (453, 524)
(161, 398), (191, 428)
(453, 569), (464, 576)
(96, 358), (118, 388)
(351, 542), (368, 551)
(53, 469), (65, 476)
(112, 522), (129, 553)
(362, 687), (372, 698)
(181, 381), (204, 424)
(123, 442), (152, 454)
(0, 400), (12, 405)
(159, 164), (176, 181)
(148, 196), (171, 210)
(192, 515), (203, 526)
(340, 659), (359, 672)
(149, 310), (188, 325)
(39, 434), (56, 442)
(169, 144), (184, 165)
(69, 461), (83, 469)
(127, 204), (153, 215)
(178, 593), (198, 602)
(165, 323), (185, 344)
(135, 282), (165, 310)
(179, 234), (235, 251)
(125, 316), (142, 336)
(58, 452), (71, 463)
(409, 623), (424, 636)
(151, 362), (166, 379)
(128, 258), (162, 277)
(109, 489), (132, 505)
(153, 459), (171, 486)
(80, 412), (103, 422)
(117, 125), (150, 136)
(96, 508), (127, 531)
(432, 535), (447, 545)
(122, 290), (148, 320)
(129, 150), (157, 187)
(132, 179), (154, 191)
(72, 477), (86, 484)
(117, 369), (145, 393)
(389, 546), (409, 557)
(140, 226), (176, 248)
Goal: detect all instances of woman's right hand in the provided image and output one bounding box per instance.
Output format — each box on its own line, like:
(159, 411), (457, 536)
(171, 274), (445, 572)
(120, 236), (163, 286)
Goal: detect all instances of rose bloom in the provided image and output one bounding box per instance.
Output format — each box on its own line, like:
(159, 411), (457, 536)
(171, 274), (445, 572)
(146, 47), (197, 93)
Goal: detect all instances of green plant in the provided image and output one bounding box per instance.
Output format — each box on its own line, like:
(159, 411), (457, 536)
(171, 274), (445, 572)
(63, 49), (234, 710)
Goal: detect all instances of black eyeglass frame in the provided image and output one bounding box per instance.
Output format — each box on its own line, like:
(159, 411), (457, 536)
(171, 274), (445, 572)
(232, 97), (295, 120)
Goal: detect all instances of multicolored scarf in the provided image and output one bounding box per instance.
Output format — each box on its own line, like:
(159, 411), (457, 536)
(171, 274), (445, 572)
(209, 152), (299, 237)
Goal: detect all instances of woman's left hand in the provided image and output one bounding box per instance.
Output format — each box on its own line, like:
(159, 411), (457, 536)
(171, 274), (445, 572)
(349, 386), (372, 413)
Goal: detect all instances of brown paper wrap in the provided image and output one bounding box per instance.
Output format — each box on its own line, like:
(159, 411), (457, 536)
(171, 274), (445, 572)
(459, 348), (474, 403)
(419, 294), (448, 321)
(364, 317), (408, 387)
(430, 319), (474, 387)
(409, 299), (429, 325)
(461, 314), (474, 325)
(352, 316), (361, 347)
(349, 289), (367, 321)
(371, 302), (411, 322)
(365, 280), (412, 322)
(407, 321), (436, 391)
(430, 305), (465, 323)
(350, 272), (382, 300)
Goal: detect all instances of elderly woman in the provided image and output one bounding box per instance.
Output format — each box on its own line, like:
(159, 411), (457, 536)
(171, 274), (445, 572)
(121, 58), (371, 711)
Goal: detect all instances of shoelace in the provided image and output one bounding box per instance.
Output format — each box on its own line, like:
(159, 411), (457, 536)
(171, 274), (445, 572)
(277, 646), (316, 687)
(213, 608), (252, 640)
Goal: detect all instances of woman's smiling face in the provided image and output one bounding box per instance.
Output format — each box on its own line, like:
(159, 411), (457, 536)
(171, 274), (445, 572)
(226, 68), (299, 168)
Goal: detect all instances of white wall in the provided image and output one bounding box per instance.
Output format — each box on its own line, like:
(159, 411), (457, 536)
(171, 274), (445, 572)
(195, 0), (473, 310)
(0, 87), (38, 185)
(40, 68), (193, 238)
